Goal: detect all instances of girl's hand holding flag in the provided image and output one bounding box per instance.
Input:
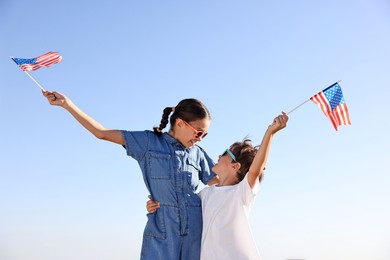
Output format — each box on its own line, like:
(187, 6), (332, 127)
(11, 51), (62, 91)
(42, 90), (65, 106)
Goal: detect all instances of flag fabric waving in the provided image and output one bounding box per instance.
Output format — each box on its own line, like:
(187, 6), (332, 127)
(310, 83), (351, 131)
(12, 52), (62, 71)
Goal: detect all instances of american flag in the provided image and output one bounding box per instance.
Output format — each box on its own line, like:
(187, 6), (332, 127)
(310, 83), (351, 131)
(12, 52), (62, 71)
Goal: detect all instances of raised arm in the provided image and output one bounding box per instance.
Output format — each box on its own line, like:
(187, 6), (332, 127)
(42, 90), (124, 145)
(247, 112), (288, 189)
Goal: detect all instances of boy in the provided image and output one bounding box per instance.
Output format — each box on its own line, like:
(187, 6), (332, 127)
(147, 113), (288, 259)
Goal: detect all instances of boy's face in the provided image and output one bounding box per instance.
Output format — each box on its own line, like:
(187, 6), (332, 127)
(212, 150), (236, 176)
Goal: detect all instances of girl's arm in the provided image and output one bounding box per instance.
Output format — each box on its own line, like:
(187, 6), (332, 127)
(43, 90), (125, 145)
(247, 113), (288, 189)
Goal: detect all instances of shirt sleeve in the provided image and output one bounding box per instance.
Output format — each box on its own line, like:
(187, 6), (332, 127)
(121, 130), (150, 161)
(240, 172), (260, 206)
(198, 188), (205, 200)
(197, 186), (211, 201)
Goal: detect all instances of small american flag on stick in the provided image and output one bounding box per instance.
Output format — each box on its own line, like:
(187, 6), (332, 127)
(287, 81), (351, 131)
(11, 51), (63, 90)
(310, 82), (351, 131)
(12, 51), (62, 71)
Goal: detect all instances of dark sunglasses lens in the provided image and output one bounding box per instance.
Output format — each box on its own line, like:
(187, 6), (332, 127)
(195, 131), (205, 138)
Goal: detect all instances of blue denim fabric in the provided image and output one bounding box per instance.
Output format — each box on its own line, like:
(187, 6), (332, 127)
(122, 130), (216, 260)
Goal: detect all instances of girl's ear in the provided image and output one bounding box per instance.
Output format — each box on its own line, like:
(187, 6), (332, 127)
(175, 118), (183, 129)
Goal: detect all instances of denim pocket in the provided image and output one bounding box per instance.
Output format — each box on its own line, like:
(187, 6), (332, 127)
(144, 209), (166, 240)
(147, 151), (171, 179)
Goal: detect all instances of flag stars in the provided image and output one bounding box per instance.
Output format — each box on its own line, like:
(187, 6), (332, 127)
(324, 84), (345, 110)
(13, 58), (36, 65)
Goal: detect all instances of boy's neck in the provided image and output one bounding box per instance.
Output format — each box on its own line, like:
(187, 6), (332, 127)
(216, 174), (239, 187)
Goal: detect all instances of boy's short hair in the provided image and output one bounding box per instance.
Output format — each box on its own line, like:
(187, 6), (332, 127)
(229, 139), (264, 182)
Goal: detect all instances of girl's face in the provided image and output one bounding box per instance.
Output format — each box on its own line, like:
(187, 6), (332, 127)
(172, 118), (210, 148)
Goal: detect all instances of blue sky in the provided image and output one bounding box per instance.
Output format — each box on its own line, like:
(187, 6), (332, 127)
(1, 1), (389, 259)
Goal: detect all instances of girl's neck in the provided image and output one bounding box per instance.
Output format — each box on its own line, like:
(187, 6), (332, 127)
(168, 130), (188, 148)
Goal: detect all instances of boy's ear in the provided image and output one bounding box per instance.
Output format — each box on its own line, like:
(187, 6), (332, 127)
(233, 162), (241, 172)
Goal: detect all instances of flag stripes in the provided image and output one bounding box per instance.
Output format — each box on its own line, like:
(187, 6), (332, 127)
(310, 83), (351, 131)
(13, 52), (62, 71)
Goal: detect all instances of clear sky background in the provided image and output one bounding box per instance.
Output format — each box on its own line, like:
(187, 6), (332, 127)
(1, 1), (389, 260)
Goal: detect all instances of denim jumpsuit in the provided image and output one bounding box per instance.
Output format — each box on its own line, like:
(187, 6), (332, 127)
(122, 130), (216, 260)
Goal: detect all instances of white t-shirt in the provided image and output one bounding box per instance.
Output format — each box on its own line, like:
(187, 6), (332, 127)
(198, 173), (261, 260)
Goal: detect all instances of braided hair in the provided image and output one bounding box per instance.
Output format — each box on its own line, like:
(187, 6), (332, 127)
(153, 98), (211, 136)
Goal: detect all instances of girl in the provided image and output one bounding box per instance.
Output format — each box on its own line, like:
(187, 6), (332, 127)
(147, 113), (288, 259)
(42, 90), (218, 260)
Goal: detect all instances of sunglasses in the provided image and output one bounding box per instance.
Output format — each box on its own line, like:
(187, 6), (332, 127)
(222, 149), (237, 162)
(181, 119), (208, 139)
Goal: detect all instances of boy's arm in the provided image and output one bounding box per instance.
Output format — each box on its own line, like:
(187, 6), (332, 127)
(247, 113), (288, 189)
(43, 90), (125, 145)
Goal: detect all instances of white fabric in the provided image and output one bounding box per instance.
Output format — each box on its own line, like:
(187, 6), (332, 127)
(198, 173), (261, 260)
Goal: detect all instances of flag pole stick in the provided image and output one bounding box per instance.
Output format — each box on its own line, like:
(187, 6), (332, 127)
(11, 57), (46, 91)
(287, 99), (310, 115)
(286, 80), (342, 115)
(22, 71), (45, 91)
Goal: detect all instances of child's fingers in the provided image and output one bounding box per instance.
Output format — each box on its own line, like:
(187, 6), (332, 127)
(146, 195), (160, 208)
(150, 203), (160, 209)
(43, 90), (53, 96)
(271, 114), (288, 129)
(282, 114), (289, 124)
(146, 200), (160, 214)
(272, 115), (282, 125)
(42, 90), (57, 103)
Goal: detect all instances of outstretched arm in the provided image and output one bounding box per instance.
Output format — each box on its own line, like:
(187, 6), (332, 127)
(42, 90), (124, 145)
(247, 112), (288, 189)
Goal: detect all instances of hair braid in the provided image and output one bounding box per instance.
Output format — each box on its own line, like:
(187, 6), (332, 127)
(153, 98), (210, 136)
(153, 107), (174, 136)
